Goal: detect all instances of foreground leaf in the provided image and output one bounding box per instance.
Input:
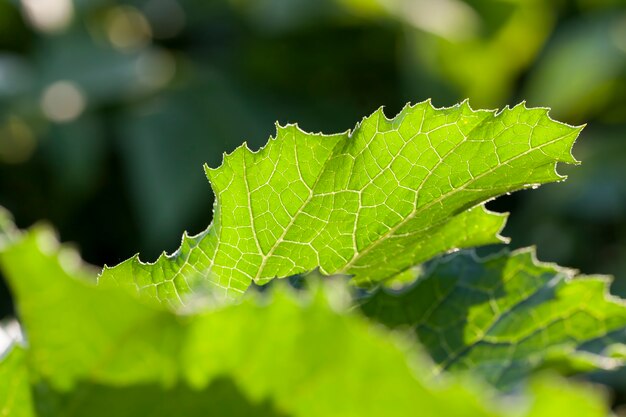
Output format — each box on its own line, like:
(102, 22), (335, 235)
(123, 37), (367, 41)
(0, 225), (176, 389)
(0, 215), (610, 417)
(360, 249), (626, 388)
(0, 348), (34, 417)
(100, 101), (581, 305)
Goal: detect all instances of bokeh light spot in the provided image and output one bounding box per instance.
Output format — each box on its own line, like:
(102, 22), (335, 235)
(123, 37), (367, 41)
(135, 49), (176, 89)
(40, 81), (87, 123)
(385, 0), (479, 41)
(20, 0), (73, 33)
(0, 116), (36, 164)
(105, 6), (152, 51)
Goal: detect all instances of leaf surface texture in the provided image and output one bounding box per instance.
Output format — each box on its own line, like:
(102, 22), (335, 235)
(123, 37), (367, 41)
(360, 249), (626, 388)
(100, 101), (581, 305)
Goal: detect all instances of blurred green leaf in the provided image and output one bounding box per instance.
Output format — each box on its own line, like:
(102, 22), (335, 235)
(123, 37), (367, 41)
(525, 12), (626, 122)
(0, 347), (34, 417)
(0, 214), (614, 416)
(403, 0), (557, 107)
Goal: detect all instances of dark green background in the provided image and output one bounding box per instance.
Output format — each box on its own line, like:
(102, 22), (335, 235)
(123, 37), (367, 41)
(1, 0), (625, 407)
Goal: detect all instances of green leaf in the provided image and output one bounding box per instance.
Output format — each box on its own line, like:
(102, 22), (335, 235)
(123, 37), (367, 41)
(0, 215), (612, 417)
(359, 249), (626, 389)
(100, 101), (582, 305)
(32, 379), (289, 417)
(0, 347), (34, 417)
(0, 226), (183, 390)
(524, 376), (609, 417)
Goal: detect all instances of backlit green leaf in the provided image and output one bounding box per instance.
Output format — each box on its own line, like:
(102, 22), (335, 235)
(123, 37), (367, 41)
(100, 101), (581, 305)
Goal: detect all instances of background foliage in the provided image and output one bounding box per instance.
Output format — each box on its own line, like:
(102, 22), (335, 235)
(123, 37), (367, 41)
(0, 0), (625, 408)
